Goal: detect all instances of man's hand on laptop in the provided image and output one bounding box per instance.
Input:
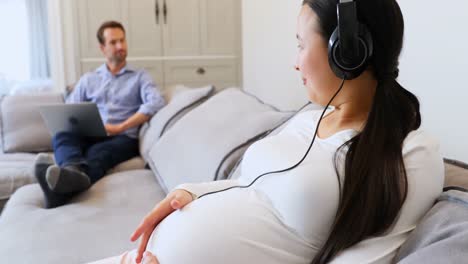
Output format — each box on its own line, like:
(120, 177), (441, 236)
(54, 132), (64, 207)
(105, 123), (124, 136)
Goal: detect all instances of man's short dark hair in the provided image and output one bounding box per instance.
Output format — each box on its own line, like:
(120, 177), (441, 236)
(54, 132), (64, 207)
(96, 21), (126, 45)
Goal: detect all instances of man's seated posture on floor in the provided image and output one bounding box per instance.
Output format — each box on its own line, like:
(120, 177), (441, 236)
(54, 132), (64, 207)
(35, 20), (165, 208)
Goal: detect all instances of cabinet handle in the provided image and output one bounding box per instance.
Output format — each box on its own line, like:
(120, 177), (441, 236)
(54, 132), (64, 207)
(196, 67), (206, 75)
(155, 0), (160, 25)
(163, 0), (167, 24)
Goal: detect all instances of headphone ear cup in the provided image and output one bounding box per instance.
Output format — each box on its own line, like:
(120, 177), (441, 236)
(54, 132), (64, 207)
(328, 24), (373, 80)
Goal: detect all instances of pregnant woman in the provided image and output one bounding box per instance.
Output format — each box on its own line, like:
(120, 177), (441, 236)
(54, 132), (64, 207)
(93, 0), (443, 263)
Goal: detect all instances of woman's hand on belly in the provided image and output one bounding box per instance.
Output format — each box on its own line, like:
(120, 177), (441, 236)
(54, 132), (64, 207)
(130, 189), (193, 263)
(141, 251), (160, 264)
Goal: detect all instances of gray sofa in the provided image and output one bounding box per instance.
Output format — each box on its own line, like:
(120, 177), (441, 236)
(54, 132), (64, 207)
(0, 87), (467, 264)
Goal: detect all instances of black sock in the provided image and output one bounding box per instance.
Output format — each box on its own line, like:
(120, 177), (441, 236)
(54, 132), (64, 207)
(46, 165), (91, 194)
(34, 154), (74, 209)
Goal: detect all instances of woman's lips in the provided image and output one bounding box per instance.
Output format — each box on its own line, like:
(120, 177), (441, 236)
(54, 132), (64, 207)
(302, 78), (307, 85)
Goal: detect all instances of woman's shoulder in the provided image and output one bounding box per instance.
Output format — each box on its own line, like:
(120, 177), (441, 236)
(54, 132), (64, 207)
(402, 129), (441, 156)
(402, 129), (444, 185)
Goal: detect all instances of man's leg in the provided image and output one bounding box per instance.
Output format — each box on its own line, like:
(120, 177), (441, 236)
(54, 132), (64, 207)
(45, 132), (91, 195)
(52, 131), (87, 166)
(85, 135), (139, 183)
(35, 132), (92, 208)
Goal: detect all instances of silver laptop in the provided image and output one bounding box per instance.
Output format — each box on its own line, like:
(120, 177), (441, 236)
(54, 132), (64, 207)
(39, 103), (107, 138)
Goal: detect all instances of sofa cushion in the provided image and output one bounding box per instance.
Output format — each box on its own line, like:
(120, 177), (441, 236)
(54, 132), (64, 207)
(0, 153), (37, 200)
(0, 93), (64, 153)
(0, 153), (146, 210)
(0, 169), (165, 264)
(395, 189), (468, 264)
(108, 156), (146, 174)
(443, 158), (468, 189)
(147, 87), (294, 193)
(0, 95), (4, 153)
(139, 85), (215, 162)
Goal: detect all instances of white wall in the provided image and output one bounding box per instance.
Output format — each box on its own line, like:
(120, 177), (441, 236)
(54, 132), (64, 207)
(0, 0), (30, 81)
(242, 0), (468, 162)
(398, 1), (468, 162)
(242, 0), (306, 110)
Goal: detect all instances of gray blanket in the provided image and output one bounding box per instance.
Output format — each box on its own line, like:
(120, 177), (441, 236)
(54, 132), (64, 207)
(395, 188), (468, 264)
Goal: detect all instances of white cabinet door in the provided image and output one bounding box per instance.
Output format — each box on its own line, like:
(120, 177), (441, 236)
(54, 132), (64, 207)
(162, 0), (200, 56)
(200, 0), (239, 56)
(122, 0), (163, 57)
(130, 60), (165, 87)
(74, 0), (241, 88)
(77, 0), (123, 58)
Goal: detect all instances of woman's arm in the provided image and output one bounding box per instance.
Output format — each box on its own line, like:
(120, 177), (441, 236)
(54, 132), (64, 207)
(175, 179), (242, 199)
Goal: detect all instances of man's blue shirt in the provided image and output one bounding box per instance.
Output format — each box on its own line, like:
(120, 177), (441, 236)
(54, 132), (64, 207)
(67, 63), (165, 138)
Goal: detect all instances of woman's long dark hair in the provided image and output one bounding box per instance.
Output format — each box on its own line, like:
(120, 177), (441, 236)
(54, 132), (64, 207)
(301, 0), (422, 263)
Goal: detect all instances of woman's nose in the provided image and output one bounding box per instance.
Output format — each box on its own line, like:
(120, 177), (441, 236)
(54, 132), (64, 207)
(294, 65), (300, 71)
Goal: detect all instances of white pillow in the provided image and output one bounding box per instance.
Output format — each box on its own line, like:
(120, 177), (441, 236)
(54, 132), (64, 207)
(147, 87), (294, 193)
(139, 85), (215, 162)
(1, 93), (64, 153)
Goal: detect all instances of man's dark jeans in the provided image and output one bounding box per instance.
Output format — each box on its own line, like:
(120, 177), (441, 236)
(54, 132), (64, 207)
(52, 131), (139, 183)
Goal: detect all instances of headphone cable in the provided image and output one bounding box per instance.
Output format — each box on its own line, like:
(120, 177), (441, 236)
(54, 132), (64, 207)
(199, 77), (347, 199)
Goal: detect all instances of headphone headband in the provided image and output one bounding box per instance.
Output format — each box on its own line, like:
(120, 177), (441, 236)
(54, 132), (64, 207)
(338, 0), (359, 64)
(328, 0), (373, 80)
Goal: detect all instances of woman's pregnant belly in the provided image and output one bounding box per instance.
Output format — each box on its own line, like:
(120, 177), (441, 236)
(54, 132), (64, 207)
(146, 188), (313, 264)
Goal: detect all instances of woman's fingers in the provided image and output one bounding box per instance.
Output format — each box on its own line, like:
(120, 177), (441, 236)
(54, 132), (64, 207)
(131, 201), (168, 242)
(170, 190), (193, 210)
(130, 217), (152, 242)
(130, 224), (144, 242)
(131, 190), (194, 262)
(135, 232), (152, 264)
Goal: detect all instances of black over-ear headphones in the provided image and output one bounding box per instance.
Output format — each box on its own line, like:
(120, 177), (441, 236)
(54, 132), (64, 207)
(328, 0), (373, 80)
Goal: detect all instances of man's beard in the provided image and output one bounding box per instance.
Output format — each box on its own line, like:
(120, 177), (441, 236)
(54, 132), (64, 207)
(111, 51), (127, 64)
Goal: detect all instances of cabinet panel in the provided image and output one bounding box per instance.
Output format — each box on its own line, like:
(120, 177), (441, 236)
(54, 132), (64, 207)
(162, 0), (200, 56)
(130, 60), (165, 87)
(77, 0), (122, 58)
(123, 0), (163, 57)
(163, 59), (237, 84)
(200, 0), (238, 55)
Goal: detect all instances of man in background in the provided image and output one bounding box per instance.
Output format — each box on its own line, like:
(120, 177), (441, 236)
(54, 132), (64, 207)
(35, 21), (165, 208)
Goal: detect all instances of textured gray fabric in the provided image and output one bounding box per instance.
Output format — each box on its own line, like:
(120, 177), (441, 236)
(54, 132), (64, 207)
(1, 93), (64, 153)
(0, 95), (4, 153)
(0, 153), (37, 200)
(0, 153), (146, 203)
(139, 86), (214, 162)
(108, 156), (146, 174)
(147, 88), (293, 193)
(443, 159), (468, 189)
(0, 169), (165, 264)
(0, 198), (6, 212)
(395, 189), (468, 264)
